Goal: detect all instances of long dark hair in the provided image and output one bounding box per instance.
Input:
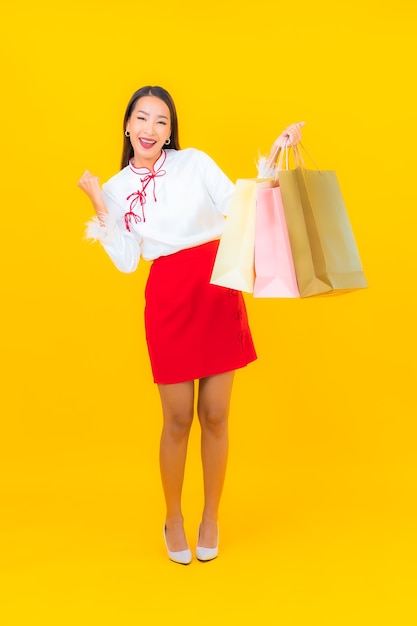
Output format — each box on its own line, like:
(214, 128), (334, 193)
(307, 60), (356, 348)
(121, 85), (180, 169)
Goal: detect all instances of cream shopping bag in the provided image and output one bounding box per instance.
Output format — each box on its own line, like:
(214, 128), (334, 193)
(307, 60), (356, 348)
(210, 177), (274, 293)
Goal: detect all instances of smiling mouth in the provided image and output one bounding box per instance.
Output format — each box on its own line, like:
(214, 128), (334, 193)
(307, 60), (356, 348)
(139, 138), (157, 149)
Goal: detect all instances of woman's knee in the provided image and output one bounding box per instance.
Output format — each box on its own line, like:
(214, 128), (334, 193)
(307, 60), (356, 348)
(158, 381), (194, 440)
(163, 409), (194, 439)
(197, 372), (233, 435)
(198, 407), (228, 435)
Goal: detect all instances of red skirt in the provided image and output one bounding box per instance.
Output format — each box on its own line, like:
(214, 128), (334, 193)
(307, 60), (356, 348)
(144, 240), (257, 384)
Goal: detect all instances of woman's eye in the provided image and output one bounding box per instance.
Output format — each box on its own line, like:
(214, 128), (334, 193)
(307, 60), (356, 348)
(137, 116), (146, 121)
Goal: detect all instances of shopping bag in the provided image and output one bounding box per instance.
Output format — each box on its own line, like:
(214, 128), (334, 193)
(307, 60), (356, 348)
(253, 185), (300, 298)
(210, 177), (274, 293)
(277, 148), (367, 297)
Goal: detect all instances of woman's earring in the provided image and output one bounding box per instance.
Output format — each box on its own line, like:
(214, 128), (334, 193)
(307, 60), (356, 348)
(164, 137), (171, 145)
(125, 130), (130, 138)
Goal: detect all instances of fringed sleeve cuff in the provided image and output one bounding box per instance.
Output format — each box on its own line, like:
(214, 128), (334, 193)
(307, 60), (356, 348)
(256, 155), (278, 179)
(84, 212), (119, 243)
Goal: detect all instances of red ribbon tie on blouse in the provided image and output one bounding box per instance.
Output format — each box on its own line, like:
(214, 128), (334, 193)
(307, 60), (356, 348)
(124, 151), (167, 232)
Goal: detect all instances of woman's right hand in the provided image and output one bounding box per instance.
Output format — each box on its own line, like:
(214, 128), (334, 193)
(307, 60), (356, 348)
(77, 170), (108, 217)
(78, 170), (101, 201)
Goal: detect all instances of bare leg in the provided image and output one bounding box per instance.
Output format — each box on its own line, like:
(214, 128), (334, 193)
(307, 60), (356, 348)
(158, 381), (194, 552)
(197, 371), (235, 548)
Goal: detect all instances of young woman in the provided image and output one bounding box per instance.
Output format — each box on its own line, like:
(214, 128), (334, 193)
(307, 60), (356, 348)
(78, 86), (303, 564)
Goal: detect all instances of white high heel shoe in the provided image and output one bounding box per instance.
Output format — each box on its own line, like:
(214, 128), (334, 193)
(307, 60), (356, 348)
(196, 524), (219, 562)
(163, 525), (192, 565)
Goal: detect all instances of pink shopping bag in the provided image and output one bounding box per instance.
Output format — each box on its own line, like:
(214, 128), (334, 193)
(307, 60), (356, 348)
(253, 185), (300, 298)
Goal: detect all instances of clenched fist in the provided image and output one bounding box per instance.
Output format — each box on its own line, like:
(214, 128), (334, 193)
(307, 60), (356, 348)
(77, 170), (108, 217)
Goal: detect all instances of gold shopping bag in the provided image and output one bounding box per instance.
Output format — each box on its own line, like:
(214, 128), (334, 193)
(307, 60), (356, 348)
(277, 147), (367, 297)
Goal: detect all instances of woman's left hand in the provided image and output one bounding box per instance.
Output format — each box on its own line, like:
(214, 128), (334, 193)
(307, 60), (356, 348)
(271, 121), (305, 152)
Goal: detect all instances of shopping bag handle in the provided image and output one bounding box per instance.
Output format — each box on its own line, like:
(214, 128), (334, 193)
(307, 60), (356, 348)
(257, 144), (304, 178)
(297, 142), (322, 172)
(278, 143), (322, 170)
(272, 145), (303, 176)
(257, 142), (322, 178)
(276, 145), (304, 171)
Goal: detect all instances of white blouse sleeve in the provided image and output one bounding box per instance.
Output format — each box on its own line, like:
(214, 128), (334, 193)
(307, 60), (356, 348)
(85, 186), (142, 274)
(197, 151), (235, 216)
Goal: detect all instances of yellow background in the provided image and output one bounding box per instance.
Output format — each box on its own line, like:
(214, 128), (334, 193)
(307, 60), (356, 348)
(1, 0), (416, 624)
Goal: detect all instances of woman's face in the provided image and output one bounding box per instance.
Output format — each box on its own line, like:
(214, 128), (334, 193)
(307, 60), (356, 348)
(126, 95), (171, 168)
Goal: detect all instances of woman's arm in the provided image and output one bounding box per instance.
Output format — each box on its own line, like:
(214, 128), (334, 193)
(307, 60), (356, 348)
(78, 170), (142, 273)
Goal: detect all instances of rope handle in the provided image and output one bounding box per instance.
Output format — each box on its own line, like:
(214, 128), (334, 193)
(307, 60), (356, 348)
(271, 142), (321, 178)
